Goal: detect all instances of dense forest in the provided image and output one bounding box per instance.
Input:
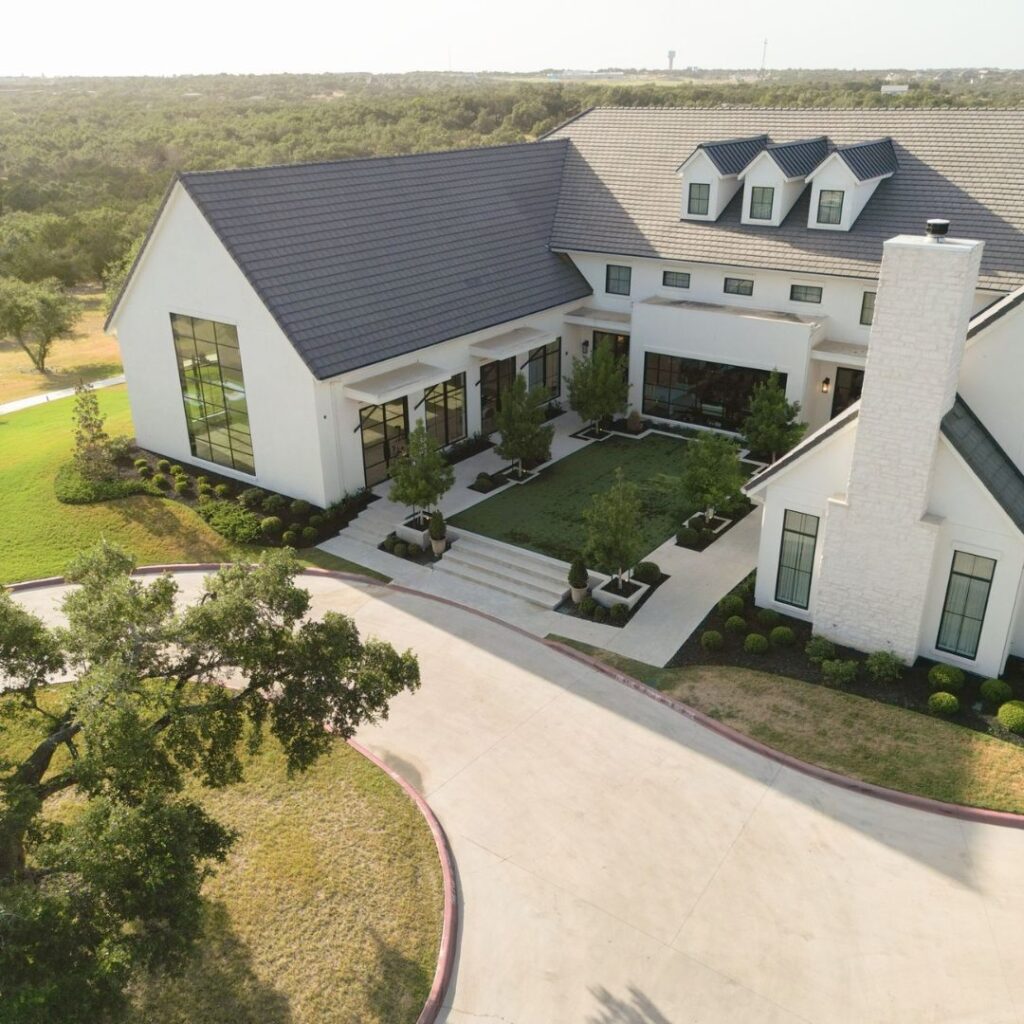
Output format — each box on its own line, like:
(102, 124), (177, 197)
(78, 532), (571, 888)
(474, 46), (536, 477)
(1, 70), (1023, 292)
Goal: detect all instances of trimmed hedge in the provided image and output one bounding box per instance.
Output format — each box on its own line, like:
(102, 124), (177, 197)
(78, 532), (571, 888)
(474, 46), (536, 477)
(928, 691), (960, 717)
(196, 499), (263, 544)
(928, 664), (966, 693)
(997, 700), (1024, 735)
(980, 678), (1013, 708)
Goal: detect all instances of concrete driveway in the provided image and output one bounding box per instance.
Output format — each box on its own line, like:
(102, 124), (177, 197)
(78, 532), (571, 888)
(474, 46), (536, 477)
(15, 572), (1024, 1023)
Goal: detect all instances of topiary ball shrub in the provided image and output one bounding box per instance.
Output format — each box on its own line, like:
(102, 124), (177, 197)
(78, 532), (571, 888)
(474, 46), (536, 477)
(821, 658), (859, 687)
(301, 526), (318, 545)
(865, 650), (905, 685)
(805, 635), (836, 665)
(717, 594), (744, 618)
(578, 595), (598, 617)
(928, 664), (966, 693)
(769, 626), (795, 648)
(173, 479), (190, 495)
(475, 471), (492, 486)
(152, 472), (170, 490)
(213, 483), (232, 498)
(609, 603), (629, 625)
(261, 516), (283, 538)
(392, 541), (409, 558)
(676, 526), (699, 547)
(197, 483), (214, 498)
(137, 464), (153, 479)
(700, 630), (724, 652)
(382, 535), (396, 553)
(195, 475), (209, 487)
(281, 530), (299, 546)
(756, 608), (781, 629)
(592, 605), (608, 624)
(980, 678), (1013, 708)
(262, 493), (286, 514)
(632, 561), (661, 585)
(291, 498), (312, 517)
(744, 633), (769, 655)
(308, 513), (325, 530)
(928, 691), (960, 717)
(169, 464), (184, 476)
(997, 700), (1024, 735)
(156, 458), (171, 472)
(133, 457), (149, 470)
(724, 615), (747, 634)
(568, 557), (589, 590)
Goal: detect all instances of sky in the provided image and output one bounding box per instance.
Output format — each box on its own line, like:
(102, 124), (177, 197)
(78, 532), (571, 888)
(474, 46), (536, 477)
(4, 0), (1023, 77)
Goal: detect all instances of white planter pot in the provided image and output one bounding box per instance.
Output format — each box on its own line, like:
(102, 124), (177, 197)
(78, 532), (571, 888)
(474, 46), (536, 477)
(570, 585), (588, 605)
(396, 517), (430, 551)
(430, 536), (447, 557)
(592, 577), (650, 611)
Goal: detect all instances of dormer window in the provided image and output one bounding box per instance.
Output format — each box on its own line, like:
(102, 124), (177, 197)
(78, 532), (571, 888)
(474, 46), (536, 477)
(749, 186), (774, 220)
(817, 190), (844, 225)
(688, 183), (710, 216)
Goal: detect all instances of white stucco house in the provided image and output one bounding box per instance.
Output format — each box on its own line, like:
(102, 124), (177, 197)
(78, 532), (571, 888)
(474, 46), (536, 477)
(107, 107), (1024, 675)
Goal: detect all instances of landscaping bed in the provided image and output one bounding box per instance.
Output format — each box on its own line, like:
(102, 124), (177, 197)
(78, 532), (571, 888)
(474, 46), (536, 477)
(377, 532), (449, 564)
(556, 563), (668, 628)
(442, 432), (493, 466)
(674, 501), (756, 552)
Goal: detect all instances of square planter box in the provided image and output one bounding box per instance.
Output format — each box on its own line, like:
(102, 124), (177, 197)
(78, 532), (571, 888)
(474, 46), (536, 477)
(593, 576), (650, 611)
(396, 515), (431, 551)
(683, 511), (731, 535)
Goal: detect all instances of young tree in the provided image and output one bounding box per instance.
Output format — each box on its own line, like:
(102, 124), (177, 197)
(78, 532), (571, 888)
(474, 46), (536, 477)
(387, 419), (455, 525)
(742, 371), (806, 461)
(72, 382), (113, 481)
(0, 544), (419, 1022)
(494, 374), (554, 478)
(582, 468), (643, 591)
(679, 432), (746, 524)
(0, 275), (81, 373)
(565, 338), (628, 436)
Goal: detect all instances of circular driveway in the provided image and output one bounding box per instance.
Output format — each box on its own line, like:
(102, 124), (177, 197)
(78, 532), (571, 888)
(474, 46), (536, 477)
(14, 572), (1024, 1024)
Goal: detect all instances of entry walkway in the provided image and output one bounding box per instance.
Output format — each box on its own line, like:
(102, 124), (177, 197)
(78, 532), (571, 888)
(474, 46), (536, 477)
(15, 572), (1024, 1023)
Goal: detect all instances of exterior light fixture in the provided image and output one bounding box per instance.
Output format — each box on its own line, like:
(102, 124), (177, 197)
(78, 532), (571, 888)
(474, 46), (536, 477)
(821, 376), (831, 394)
(582, 339), (590, 357)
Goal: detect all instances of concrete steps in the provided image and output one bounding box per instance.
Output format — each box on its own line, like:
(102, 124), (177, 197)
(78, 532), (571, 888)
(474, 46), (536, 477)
(436, 531), (569, 609)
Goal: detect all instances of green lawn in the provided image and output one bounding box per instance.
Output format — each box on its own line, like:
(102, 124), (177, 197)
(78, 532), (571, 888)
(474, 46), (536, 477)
(450, 434), (687, 565)
(551, 636), (1024, 814)
(0, 387), (385, 584)
(2, 688), (443, 1023)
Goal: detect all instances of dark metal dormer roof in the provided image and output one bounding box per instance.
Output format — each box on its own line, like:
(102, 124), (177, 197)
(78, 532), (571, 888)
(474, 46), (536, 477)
(834, 137), (900, 181)
(942, 395), (1024, 535)
(764, 136), (830, 179)
(686, 134), (769, 176)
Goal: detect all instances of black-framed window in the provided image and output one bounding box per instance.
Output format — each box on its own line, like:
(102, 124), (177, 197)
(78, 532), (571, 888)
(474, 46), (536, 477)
(171, 313), (254, 474)
(605, 264), (631, 296)
(749, 186), (774, 220)
(790, 284), (823, 304)
(860, 291), (876, 326)
(724, 277), (754, 297)
(424, 372), (467, 448)
(662, 270), (691, 289)
(775, 510), (819, 609)
(524, 340), (561, 400)
(688, 182), (710, 215)
(642, 352), (784, 431)
(936, 551), (996, 660)
(817, 189), (844, 225)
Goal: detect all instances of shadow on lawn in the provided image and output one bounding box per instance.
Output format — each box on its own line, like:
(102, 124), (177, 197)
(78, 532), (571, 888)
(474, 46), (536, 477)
(365, 928), (433, 1022)
(130, 901), (292, 1023)
(107, 491), (231, 557)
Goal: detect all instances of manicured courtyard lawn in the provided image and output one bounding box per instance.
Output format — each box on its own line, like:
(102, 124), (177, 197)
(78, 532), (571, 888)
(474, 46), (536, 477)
(2, 688), (443, 1023)
(550, 637), (1024, 814)
(450, 434), (687, 564)
(0, 386), (383, 584)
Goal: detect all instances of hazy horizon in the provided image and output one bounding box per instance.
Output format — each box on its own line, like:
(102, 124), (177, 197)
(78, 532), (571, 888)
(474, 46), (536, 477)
(6, 0), (1023, 78)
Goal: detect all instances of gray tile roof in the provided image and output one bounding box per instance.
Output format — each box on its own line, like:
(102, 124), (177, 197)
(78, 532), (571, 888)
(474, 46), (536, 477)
(942, 395), (1024, 535)
(834, 138), (900, 181)
(689, 135), (769, 175)
(178, 140), (591, 379)
(548, 108), (1024, 291)
(766, 136), (830, 179)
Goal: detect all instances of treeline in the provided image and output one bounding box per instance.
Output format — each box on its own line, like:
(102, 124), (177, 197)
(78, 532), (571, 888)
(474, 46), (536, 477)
(1, 73), (1022, 290)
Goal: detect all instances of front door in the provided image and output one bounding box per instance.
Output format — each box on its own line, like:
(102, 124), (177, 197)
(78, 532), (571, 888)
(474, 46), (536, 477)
(360, 398), (409, 487)
(593, 330), (630, 382)
(831, 367), (865, 418)
(480, 356), (517, 434)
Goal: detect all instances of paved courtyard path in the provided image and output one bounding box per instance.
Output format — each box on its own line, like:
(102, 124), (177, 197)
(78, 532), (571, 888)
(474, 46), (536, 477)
(14, 572), (1024, 1023)
(0, 373), (126, 416)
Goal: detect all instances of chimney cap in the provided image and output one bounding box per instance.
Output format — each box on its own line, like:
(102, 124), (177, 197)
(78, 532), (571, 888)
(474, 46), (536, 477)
(926, 218), (951, 237)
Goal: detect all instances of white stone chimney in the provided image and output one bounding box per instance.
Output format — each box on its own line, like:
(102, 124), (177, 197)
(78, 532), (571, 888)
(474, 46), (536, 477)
(812, 222), (984, 660)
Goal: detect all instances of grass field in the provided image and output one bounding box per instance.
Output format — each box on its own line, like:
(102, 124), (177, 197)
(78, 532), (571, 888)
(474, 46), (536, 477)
(0, 385), (382, 584)
(551, 637), (1024, 814)
(450, 434), (687, 565)
(0, 291), (123, 406)
(2, 688), (443, 1023)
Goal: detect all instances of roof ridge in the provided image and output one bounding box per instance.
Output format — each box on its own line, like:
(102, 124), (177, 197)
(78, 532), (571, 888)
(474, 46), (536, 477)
(583, 105), (1023, 113)
(834, 136), (894, 150)
(767, 135), (828, 148)
(179, 137), (567, 180)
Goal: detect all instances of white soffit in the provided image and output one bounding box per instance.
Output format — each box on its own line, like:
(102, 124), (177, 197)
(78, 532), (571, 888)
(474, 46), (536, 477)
(468, 326), (555, 361)
(343, 361), (451, 405)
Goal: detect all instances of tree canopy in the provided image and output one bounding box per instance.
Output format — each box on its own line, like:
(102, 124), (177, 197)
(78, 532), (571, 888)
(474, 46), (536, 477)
(742, 371), (806, 461)
(679, 432), (746, 523)
(387, 419), (455, 522)
(566, 340), (629, 434)
(494, 375), (555, 477)
(583, 467), (644, 588)
(0, 545), (420, 1022)
(0, 276), (81, 372)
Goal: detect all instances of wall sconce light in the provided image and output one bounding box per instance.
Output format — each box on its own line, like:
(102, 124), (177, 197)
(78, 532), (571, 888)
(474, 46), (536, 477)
(821, 376), (831, 395)
(582, 339), (590, 357)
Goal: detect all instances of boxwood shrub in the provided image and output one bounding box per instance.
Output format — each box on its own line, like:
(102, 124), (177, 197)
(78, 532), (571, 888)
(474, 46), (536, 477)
(700, 630), (724, 652)
(196, 499), (263, 544)
(281, 529), (299, 546)
(301, 526), (318, 544)
(173, 479), (190, 495)
(152, 473), (170, 490)
(717, 594), (744, 618)
(724, 614), (746, 634)
(133, 457), (149, 470)
(805, 635), (836, 665)
(578, 595), (598, 617)
(769, 625), (795, 648)
(262, 493), (287, 514)
(609, 603), (629, 625)
(214, 483), (233, 499)
(238, 486), (266, 510)
(997, 700), (1024, 735)
(756, 608), (781, 629)
(393, 541), (409, 558)
(291, 498), (312, 517)
(632, 561), (661, 585)
(156, 458), (171, 472)
(592, 605), (608, 624)
(261, 516), (283, 537)
(676, 526), (700, 547)
(137, 464), (153, 479)
(744, 632), (769, 654)
(865, 650), (905, 685)
(980, 678), (1013, 708)
(928, 664), (966, 693)
(928, 691), (960, 717)
(821, 658), (859, 687)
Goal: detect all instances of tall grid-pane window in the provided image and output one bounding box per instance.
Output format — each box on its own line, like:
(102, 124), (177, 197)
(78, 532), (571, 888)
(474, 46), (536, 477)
(605, 264), (632, 296)
(171, 313), (254, 474)
(424, 373), (467, 448)
(817, 189), (844, 225)
(790, 284), (823, 303)
(860, 291), (876, 326)
(525, 340), (561, 399)
(749, 186), (774, 220)
(936, 551), (996, 660)
(724, 277), (754, 296)
(688, 182), (710, 215)
(662, 270), (691, 289)
(775, 510), (819, 609)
